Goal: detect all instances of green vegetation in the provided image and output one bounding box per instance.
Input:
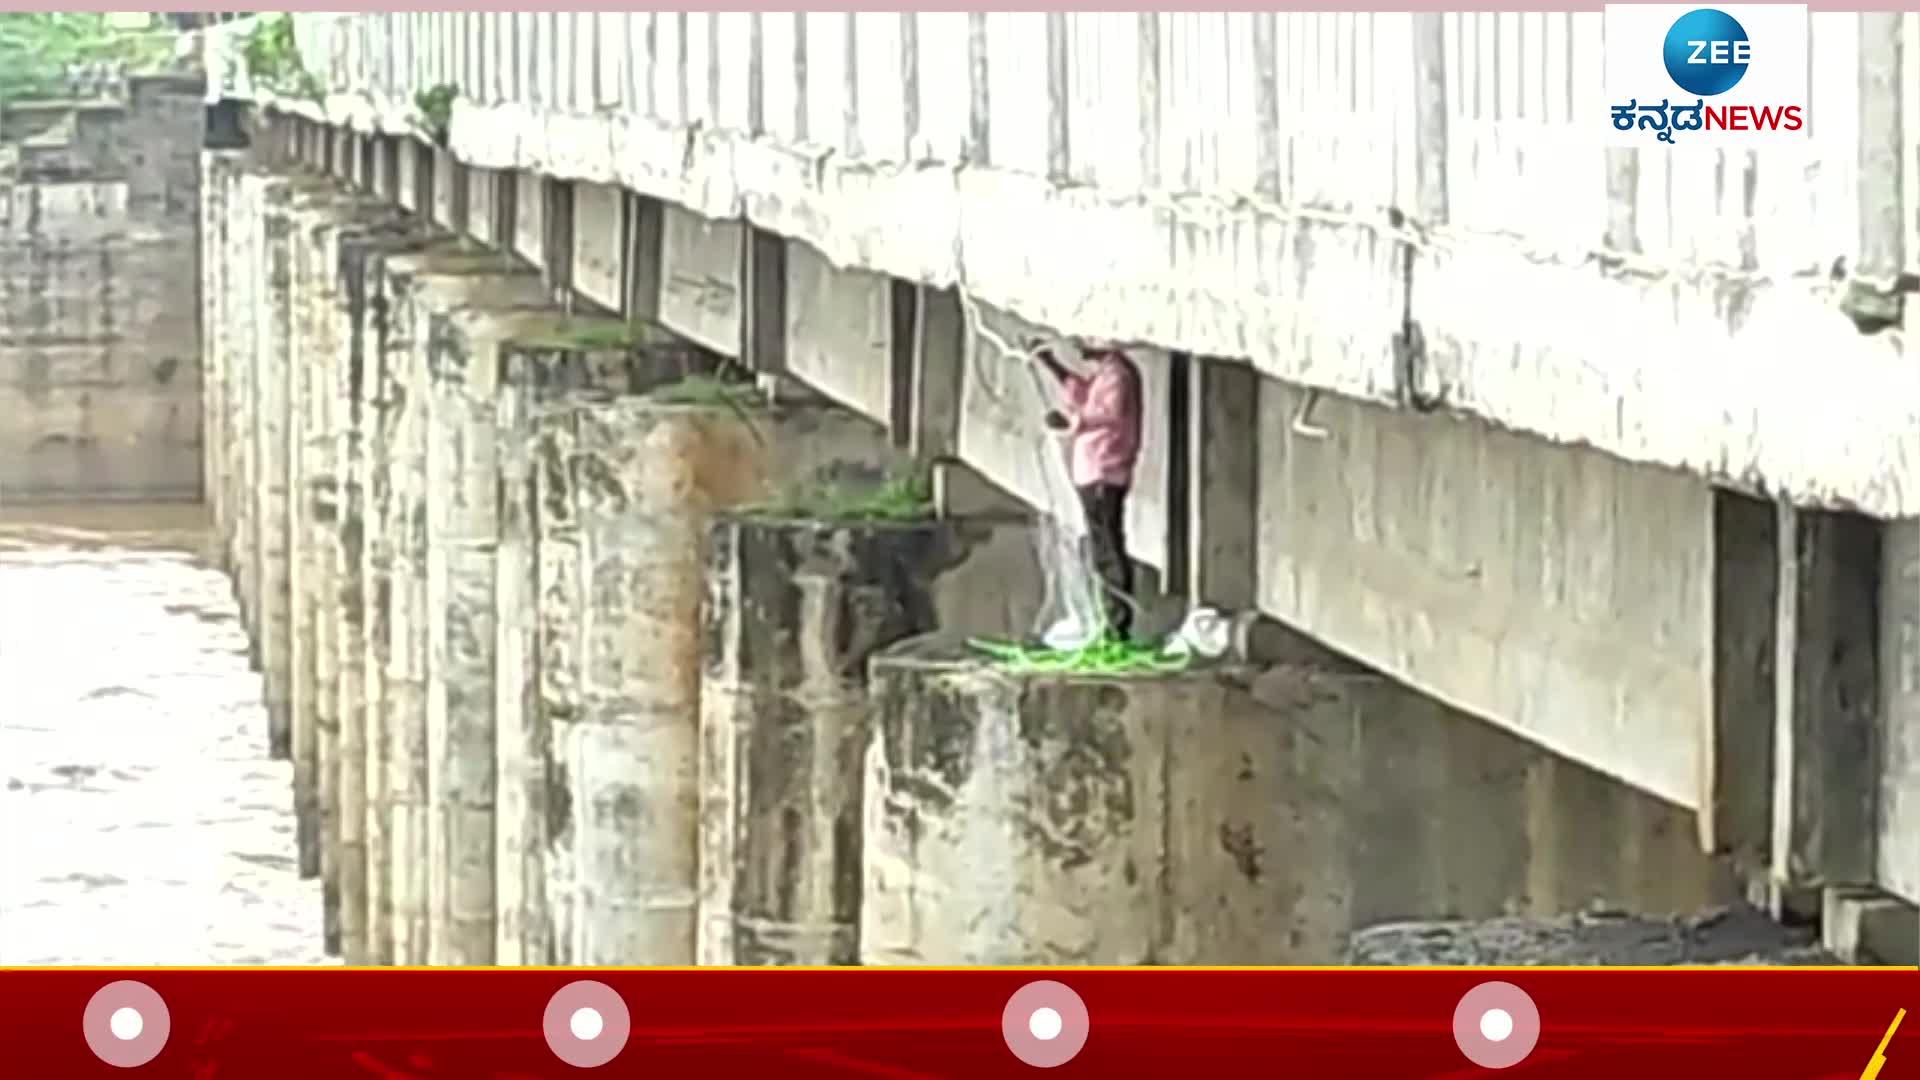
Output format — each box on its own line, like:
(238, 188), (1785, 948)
(648, 372), (763, 409)
(753, 466), (934, 524)
(968, 635), (1192, 677)
(0, 14), (177, 104)
(241, 14), (324, 102)
(521, 318), (657, 351)
(413, 82), (457, 146)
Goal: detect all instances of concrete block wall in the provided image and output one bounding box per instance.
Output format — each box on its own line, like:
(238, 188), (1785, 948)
(0, 76), (207, 502)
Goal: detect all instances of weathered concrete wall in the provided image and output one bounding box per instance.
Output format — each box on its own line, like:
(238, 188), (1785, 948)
(0, 77), (206, 502)
(493, 329), (710, 967)
(321, 212), (431, 967)
(371, 245), (541, 966)
(783, 240), (891, 421)
(340, 224), (451, 966)
(418, 267), (554, 969)
(863, 631), (1729, 966)
(1256, 382), (1715, 813)
(200, 152), (239, 568)
(285, 183), (383, 960)
(571, 181), (624, 311)
(658, 204), (742, 358)
(1879, 520), (1920, 904)
(532, 394), (903, 965)
(697, 514), (1043, 965)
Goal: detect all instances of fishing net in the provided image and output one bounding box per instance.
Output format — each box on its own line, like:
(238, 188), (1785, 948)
(954, 291), (1179, 676)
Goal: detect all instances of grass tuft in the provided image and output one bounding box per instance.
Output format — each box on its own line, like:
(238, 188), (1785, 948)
(753, 466), (934, 524)
(412, 82), (456, 145)
(648, 372), (762, 408)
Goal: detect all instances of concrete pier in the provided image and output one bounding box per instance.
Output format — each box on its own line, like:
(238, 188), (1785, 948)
(372, 245), (536, 966)
(321, 213), (423, 966)
(696, 513), (1041, 965)
(494, 330), (715, 966)
(862, 632), (1731, 965)
(533, 392), (901, 964)
(285, 184), (387, 955)
(253, 175), (295, 761)
(419, 272), (553, 968)
(337, 224), (447, 965)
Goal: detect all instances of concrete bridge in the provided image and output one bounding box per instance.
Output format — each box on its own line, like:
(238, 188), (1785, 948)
(29, 11), (1910, 965)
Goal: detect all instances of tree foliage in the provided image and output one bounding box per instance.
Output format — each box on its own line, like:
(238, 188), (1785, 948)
(0, 14), (176, 103)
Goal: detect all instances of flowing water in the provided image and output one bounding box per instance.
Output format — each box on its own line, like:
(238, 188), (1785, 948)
(0, 504), (326, 965)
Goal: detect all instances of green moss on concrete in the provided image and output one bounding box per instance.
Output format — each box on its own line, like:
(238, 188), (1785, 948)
(517, 317), (675, 352)
(648, 372), (764, 409)
(751, 466), (935, 524)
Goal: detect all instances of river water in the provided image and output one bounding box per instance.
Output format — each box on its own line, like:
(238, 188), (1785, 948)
(0, 505), (326, 965)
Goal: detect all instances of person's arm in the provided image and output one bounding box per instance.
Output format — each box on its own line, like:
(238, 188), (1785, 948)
(1025, 336), (1076, 386)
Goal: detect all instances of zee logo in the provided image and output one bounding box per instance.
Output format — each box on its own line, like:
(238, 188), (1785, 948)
(1663, 8), (1751, 97)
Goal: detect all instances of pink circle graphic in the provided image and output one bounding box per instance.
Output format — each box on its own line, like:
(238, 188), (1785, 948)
(82, 980), (171, 1068)
(541, 980), (632, 1069)
(1451, 980), (1541, 1069)
(1000, 980), (1090, 1068)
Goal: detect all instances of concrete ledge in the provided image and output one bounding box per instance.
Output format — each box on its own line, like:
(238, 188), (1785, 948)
(1821, 886), (1920, 965)
(862, 627), (1731, 966)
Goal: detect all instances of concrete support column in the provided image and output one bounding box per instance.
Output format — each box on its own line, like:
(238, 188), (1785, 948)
(532, 391), (898, 964)
(358, 240), (451, 963)
(623, 193), (665, 322)
(252, 174), (296, 759)
(348, 229), (455, 965)
(697, 515), (1042, 965)
(286, 183), (359, 919)
(1708, 490), (1779, 881)
(417, 270), (554, 968)
(200, 153), (242, 575)
(374, 248), (531, 966)
(1770, 505), (1881, 899)
(905, 286), (965, 462)
(492, 328), (718, 966)
(1186, 359), (1259, 611)
(1880, 519), (1920, 912)
(741, 225), (787, 375)
(230, 169), (264, 650)
(325, 212), (424, 965)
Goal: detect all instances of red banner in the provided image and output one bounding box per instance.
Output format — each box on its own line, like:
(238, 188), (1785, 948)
(7, 967), (1915, 1077)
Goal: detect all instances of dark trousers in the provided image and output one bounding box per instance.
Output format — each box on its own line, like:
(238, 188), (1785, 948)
(1077, 483), (1135, 639)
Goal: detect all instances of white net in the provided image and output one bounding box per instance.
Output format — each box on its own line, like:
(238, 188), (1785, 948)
(955, 290), (1130, 651)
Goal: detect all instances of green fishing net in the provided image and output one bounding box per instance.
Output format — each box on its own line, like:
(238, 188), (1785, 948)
(967, 635), (1192, 677)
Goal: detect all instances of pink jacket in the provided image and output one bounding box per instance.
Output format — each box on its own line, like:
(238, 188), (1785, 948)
(1060, 351), (1143, 488)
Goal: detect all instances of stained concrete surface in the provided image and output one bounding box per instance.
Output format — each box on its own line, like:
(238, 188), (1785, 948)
(0, 504), (325, 965)
(1345, 907), (1835, 966)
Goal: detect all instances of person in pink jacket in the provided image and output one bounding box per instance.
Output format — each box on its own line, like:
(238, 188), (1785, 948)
(1030, 337), (1144, 641)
